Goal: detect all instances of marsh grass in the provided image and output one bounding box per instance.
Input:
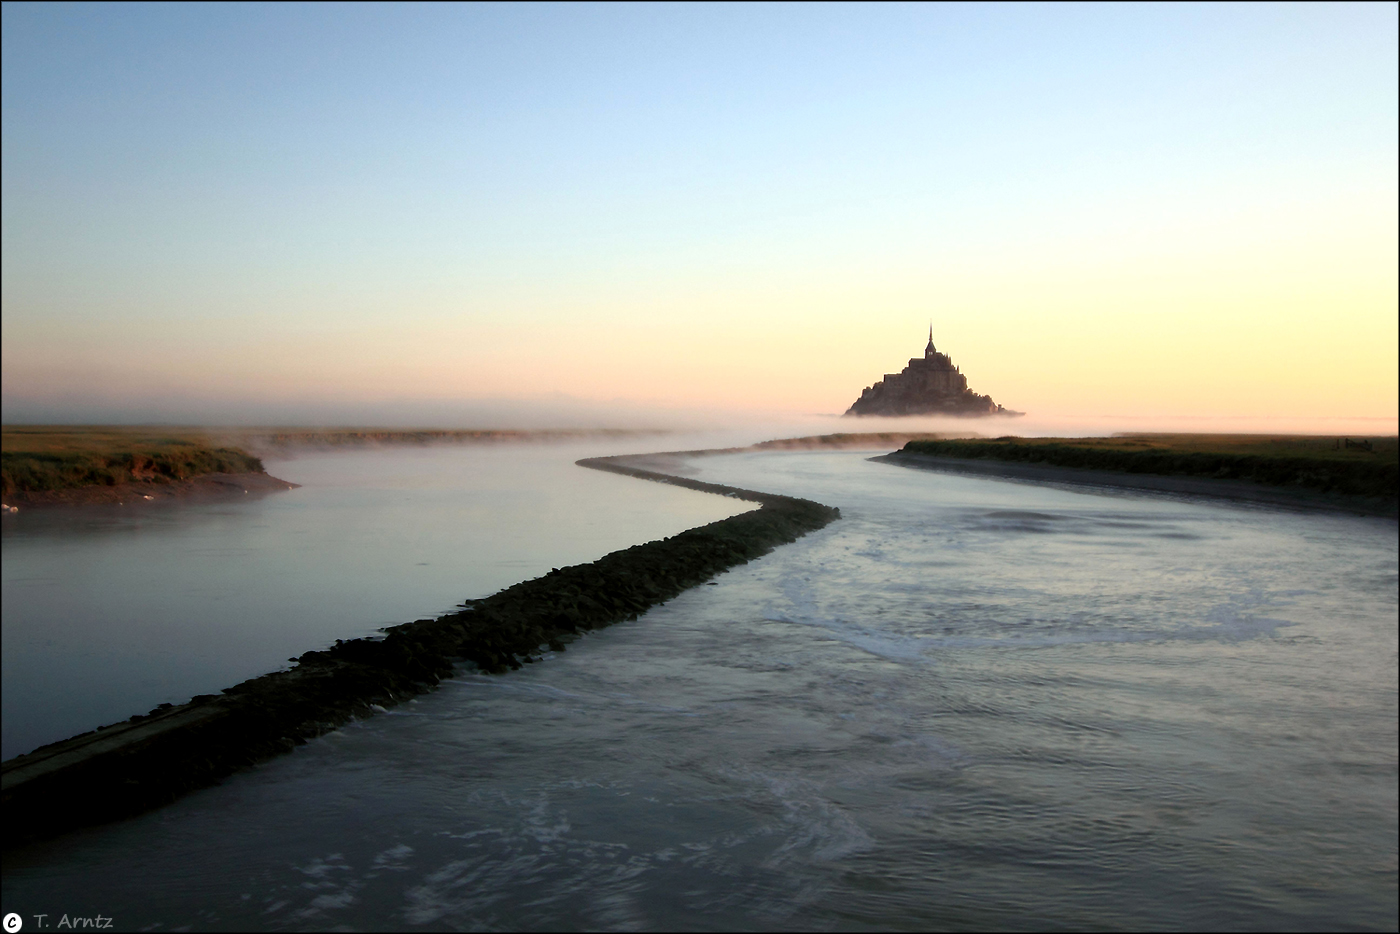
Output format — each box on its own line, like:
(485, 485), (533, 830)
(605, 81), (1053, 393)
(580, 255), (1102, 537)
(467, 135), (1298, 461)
(0, 426), (673, 496)
(901, 433), (1399, 500)
(1, 427), (263, 495)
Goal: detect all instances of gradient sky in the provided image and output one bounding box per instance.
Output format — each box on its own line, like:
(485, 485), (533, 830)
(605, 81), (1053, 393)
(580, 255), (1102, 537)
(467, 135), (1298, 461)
(3, 2), (1396, 427)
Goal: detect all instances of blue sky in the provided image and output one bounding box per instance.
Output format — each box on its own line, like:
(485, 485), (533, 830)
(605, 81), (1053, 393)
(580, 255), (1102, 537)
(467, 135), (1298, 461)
(3, 2), (1396, 425)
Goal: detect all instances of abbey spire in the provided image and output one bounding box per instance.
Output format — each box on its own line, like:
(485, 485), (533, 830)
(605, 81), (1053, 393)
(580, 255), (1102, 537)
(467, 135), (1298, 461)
(844, 328), (1018, 417)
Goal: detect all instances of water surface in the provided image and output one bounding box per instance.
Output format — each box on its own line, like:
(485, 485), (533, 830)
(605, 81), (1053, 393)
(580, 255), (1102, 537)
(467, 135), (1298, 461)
(1, 440), (755, 759)
(3, 450), (1395, 931)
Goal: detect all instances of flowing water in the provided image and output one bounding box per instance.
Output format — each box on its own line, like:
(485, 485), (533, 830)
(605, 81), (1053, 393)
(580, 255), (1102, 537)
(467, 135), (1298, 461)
(2, 449), (1395, 931)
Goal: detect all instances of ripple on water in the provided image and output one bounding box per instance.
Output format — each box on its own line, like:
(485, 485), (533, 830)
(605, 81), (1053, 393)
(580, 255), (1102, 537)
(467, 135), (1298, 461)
(2, 450), (1395, 931)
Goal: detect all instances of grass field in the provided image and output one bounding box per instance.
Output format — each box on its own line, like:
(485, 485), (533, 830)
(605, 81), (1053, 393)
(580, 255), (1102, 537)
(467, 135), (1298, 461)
(900, 434), (1399, 501)
(1, 427), (264, 496)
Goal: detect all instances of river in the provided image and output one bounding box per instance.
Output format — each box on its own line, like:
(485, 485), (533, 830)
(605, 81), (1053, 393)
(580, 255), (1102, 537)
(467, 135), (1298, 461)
(0, 438), (756, 761)
(3, 446), (1395, 931)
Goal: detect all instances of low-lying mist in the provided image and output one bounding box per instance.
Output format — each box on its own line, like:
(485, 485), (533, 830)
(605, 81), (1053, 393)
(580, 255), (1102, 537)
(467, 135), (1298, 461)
(2, 393), (1394, 445)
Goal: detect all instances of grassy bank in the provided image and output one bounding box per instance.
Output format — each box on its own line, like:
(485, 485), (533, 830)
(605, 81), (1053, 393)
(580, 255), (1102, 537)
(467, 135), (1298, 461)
(0, 426), (667, 496)
(1, 427), (263, 496)
(899, 434), (1398, 500)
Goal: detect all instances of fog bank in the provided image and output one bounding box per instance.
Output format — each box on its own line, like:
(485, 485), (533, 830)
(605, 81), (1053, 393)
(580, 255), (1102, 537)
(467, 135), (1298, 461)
(3, 391), (1394, 446)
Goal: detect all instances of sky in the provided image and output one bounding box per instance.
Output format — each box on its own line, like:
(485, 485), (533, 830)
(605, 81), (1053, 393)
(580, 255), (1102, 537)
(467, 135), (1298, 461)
(2, 2), (1396, 431)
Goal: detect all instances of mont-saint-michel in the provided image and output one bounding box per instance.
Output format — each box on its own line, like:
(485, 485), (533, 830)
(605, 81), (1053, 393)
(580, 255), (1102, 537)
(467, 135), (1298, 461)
(5, 5), (1396, 932)
(845, 329), (1019, 417)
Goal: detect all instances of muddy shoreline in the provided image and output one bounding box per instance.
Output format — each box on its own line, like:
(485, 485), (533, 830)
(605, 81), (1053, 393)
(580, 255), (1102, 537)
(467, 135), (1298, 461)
(1, 471), (299, 511)
(875, 451), (1398, 518)
(1, 455), (839, 846)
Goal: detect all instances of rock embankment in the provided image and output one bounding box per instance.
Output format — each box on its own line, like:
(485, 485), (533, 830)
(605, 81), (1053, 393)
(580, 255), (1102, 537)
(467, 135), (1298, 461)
(1, 455), (839, 845)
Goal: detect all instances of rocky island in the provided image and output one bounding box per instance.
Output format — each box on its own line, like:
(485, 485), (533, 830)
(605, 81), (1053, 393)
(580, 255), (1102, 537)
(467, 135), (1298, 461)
(845, 329), (1019, 417)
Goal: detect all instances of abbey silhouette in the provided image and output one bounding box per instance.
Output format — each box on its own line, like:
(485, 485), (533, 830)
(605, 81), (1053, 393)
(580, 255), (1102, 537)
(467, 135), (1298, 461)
(844, 327), (1017, 417)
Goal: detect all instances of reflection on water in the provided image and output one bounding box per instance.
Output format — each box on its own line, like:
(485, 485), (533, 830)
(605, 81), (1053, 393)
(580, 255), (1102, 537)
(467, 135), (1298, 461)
(3, 451), (1395, 931)
(0, 441), (755, 760)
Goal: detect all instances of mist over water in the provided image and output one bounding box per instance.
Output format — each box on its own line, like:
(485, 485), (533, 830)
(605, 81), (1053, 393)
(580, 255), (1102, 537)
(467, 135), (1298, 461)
(3, 391), (1395, 439)
(4, 448), (1394, 931)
